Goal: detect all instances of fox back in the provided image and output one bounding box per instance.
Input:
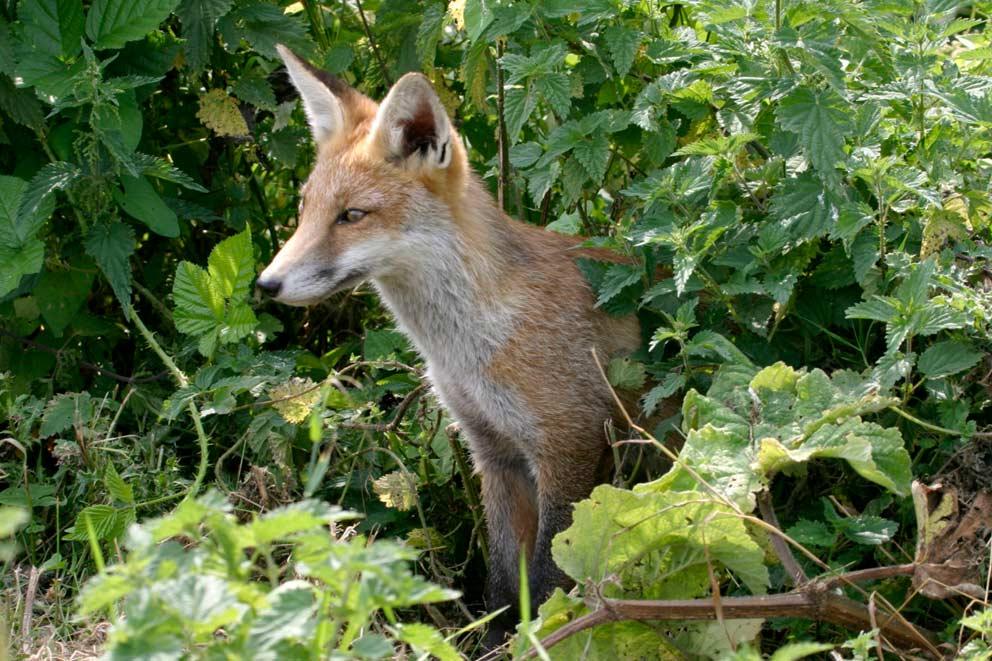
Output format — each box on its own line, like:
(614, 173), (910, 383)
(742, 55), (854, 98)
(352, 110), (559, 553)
(259, 46), (641, 645)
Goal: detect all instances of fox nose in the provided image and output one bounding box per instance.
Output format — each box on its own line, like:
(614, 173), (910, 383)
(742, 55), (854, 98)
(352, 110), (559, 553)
(256, 277), (282, 297)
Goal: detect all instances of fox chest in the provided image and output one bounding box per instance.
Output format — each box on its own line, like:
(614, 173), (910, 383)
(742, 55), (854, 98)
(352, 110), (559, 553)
(426, 364), (541, 467)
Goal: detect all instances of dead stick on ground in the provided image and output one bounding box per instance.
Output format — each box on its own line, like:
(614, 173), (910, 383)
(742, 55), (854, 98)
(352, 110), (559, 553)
(20, 566), (40, 655)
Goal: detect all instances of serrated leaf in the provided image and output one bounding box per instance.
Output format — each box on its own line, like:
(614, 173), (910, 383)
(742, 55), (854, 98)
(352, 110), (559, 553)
(207, 227), (253, 300)
(642, 372), (684, 416)
(394, 623), (460, 661)
(104, 463), (134, 505)
(373, 471), (417, 512)
(917, 340), (982, 379)
(603, 25), (641, 78)
(217, 2), (311, 60)
(176, 0), (235, 71)
(776, 87), (852, 181)
(19, 0), (85, 59)
(607, 357), (646, 391)
(503, 85), (535, 145)
(114, 174), (179, 237)
(595, 262), (641, 307)
(416, 3), (446, 69)
(173, 261), (223, 335)
(509, 142), (542, 168)
(68, 504), (127, 541)
(15, 163), (79, 242)
(197, 88), (248, 136)
(572, 130), (610, 183)
(231, 71), (276, 111)
(767, 174), (838, 249)
(85, 0), (182, 50)
(537, 72), (571, 117)
(84, 221), (135, 311)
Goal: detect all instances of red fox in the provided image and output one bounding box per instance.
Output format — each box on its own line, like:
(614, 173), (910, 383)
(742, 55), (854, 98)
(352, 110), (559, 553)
(258, 45), (641, 641)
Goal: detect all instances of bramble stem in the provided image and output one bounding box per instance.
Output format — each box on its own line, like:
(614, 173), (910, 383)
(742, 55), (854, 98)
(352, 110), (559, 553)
(129, 305), (210, 501)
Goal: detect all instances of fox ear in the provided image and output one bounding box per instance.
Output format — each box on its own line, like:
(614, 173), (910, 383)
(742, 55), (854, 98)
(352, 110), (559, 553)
(277, 44), (350, 143)
(369, 73), (454, 169)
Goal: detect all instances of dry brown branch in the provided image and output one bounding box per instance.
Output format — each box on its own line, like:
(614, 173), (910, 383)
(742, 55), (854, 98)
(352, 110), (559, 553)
(525, 584), (940, 659)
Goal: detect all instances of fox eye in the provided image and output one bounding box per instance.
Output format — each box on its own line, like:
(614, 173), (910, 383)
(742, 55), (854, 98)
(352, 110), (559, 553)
(336, 208), (368, 225)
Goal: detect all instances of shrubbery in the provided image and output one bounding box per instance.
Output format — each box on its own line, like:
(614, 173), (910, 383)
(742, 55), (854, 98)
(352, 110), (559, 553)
(1, 0), (991, 658)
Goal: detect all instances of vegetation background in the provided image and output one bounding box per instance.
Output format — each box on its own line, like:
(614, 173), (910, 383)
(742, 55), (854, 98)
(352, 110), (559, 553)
(1, 0), (991, 658)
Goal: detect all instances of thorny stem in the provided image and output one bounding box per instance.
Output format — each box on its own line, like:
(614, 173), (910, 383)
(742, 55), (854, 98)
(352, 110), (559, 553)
(129, 306), (210, 501)
(446, 423), (490, 568)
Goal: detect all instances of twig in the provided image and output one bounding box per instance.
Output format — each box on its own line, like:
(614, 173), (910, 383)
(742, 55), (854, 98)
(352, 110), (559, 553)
(495, 39), (509, 212)
(446, 422), (489, 568)
(20, 566), (40, 656)
(353, 0), (391, 86)
(526, 589), (939, 658)
(819, 564), (916, 590)
(757, 490), (808, 586)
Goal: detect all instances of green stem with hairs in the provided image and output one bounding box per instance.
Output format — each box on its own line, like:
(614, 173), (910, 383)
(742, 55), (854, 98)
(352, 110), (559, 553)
(128, 305), (210, 501)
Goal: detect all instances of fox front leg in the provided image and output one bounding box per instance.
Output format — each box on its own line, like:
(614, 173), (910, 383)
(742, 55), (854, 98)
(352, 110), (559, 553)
(477, 453), (539, 645)
(526, 449), (604, 610)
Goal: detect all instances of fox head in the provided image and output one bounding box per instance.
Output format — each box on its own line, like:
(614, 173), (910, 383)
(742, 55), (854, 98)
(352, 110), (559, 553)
(257, 46), (470, 305)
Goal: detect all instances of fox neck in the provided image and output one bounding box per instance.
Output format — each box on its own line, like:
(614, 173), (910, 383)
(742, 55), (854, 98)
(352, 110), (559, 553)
(372, 183), (521, 376)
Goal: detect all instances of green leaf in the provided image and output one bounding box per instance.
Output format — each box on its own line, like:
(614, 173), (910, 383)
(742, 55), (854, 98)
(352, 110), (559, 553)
(845, 296), (898, 324)
(553, 484), (769, 596)
(463, 0), (494, 42)
(173, 261), (223, 335)
(917, 340), (982, 379)
(114, 174), (179, 237)
(785, 520), (836, 548)
(776, 86), (852, 181)
(603, 25), (641, 78)
(642, 372), (684, 416)
(364, 329), (408, 360)
(572, 130), (610, 183)
(104, 463), (134, 505)
(207, 227), (254, 299)
(536, 72), (571, 117)
(393, 623), (460, 661)
(0, 76), (46, 130)
(231, 70), (276, 110)
(607, 357), (646, 391)
(15, 163), (79, 243)
(769, 642), (837, 661)
(415, 3), (446, 69)
(67, 504), (127, 541)
(217, 1), (311, 60)
(176, 0), (235, 71)
(767, 174), (838, 249)
(595, 262), (641, 307)
(503, 85), (536, 145)
(84, 221), (135, 311)
(0, 240), (43, 297)
(248, 581), (318, 653)
(85, 0), (182, 49)
(33, 266), (94, 336)
(40, 391), (93, 436)
(18, 0), (85, 58)
(509, 142), (542, 168)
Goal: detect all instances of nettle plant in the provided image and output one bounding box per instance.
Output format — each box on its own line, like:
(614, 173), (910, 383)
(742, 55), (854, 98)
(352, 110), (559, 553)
(78, 493), (464, 660)
(2, 0), (992, 657)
